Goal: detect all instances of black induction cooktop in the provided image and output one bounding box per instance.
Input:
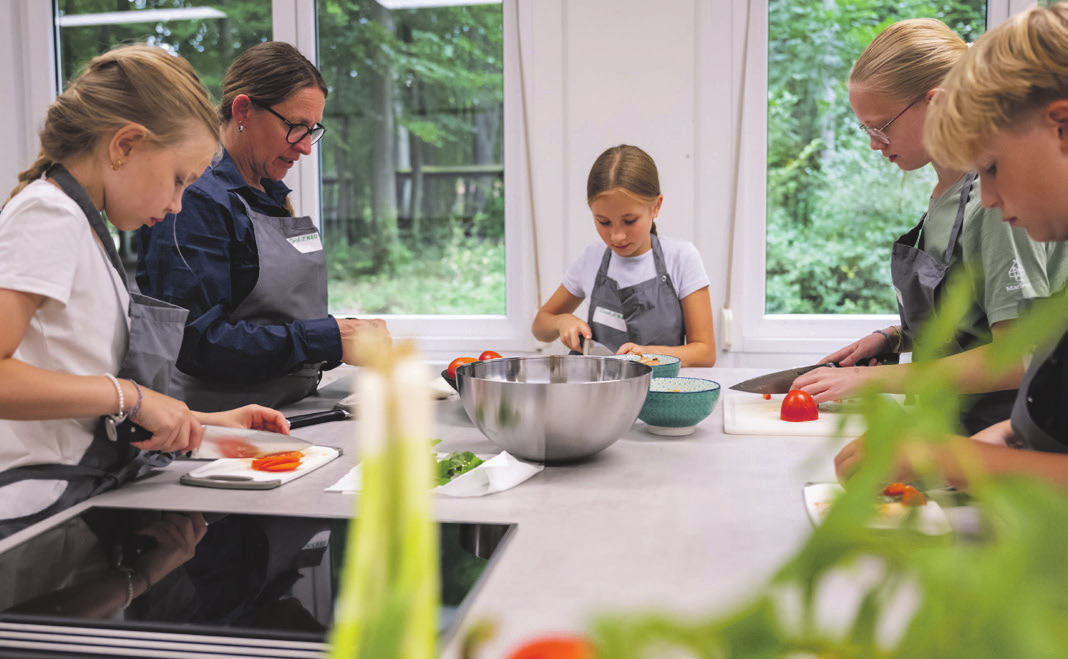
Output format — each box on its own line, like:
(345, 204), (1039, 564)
(0, 506), (514, 658)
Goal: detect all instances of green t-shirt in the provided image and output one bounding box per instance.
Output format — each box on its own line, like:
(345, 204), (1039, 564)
(913, 174), (1055, 350)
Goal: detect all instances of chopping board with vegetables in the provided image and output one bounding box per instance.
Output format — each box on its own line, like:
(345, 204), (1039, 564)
(180, 445), (341, 489)
(722, 390), (867, 437)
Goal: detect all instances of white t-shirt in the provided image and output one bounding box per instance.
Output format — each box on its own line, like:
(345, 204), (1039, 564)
(561, 236), (711, 302)
(0, 180), (130, 518)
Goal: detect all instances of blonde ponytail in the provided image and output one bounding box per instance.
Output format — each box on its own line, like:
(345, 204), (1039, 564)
(4, 43), (218, 208)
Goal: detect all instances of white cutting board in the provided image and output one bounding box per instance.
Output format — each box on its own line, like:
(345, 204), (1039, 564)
(722, 391), (867, 437)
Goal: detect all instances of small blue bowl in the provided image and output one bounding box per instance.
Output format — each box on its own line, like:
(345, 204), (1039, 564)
(638, 377), (721, 436)
(619, 353), (681, 378)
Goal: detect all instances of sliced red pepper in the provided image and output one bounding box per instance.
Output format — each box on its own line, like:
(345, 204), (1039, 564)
(901, 485), (927, 507)
(254, 460), (301, 472)
(882, 482), (907, 497)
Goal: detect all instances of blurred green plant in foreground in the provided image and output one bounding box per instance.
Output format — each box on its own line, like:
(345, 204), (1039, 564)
(591, 271), (1068, 658)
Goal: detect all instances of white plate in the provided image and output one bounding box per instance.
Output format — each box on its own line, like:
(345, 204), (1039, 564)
(803, 482), (952, 536)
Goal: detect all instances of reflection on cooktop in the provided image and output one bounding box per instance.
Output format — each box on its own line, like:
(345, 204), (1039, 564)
(0, 506), (514, 659)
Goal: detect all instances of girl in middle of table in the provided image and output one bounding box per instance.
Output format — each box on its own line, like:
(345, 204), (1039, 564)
(792, 18), (1068, 435)
(532, 144), (716, 367)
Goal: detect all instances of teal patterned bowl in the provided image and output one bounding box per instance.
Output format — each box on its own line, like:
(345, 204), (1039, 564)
(619, 353), (681, 378)
(637, 377), (721, 436)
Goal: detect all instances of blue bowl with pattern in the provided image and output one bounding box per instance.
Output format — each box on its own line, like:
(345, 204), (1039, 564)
(619, 353), (681, 378)
(637, 377), (721, 436)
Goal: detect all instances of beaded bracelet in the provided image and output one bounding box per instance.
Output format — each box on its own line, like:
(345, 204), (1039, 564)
(103, 373), (126, 423)
(124, 379), (144, 422)
(117, 566), (135, 609)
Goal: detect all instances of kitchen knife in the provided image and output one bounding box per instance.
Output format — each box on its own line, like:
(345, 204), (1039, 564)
(286, 407), (352, 429)
(579, 335), (616, 356)
(110, 421), (319, 460)
(729, 353), (899, 394)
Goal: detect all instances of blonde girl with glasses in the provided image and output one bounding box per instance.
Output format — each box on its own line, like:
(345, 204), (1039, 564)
(837, 2), (1068, 488)
(792, 18), (1068, 436)
(0, 44), (289, 537)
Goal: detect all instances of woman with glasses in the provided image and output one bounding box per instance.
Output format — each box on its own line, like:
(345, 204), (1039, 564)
(137, 42), (388, 412)
(792, 18), (1067, 435)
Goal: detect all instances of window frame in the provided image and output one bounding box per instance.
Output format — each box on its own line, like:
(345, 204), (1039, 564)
(28, 0), (531, 359)
(731, 0), (1027, 358)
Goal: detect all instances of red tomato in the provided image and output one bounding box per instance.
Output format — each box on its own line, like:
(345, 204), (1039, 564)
(763, 393), (772, 400)
(479, 350), (503, 361)
(506, 636), (593, 659)
(780, 389), (818, 422)
(900, 485), (928, 507)
(215, 437), (261, 459)
(447, 357), (478, 379)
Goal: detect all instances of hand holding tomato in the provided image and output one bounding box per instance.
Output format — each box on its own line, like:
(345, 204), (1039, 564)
(781, 389), (818, 422)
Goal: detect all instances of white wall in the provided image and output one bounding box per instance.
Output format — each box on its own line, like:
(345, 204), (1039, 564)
(521, 0), (765, 364)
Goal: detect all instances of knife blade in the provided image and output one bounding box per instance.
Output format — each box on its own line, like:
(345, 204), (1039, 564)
(728, 363), (836, 394)
(729, 353), (900, 394)
(109, 420), (318, 460)
(579, 335), (615, 356)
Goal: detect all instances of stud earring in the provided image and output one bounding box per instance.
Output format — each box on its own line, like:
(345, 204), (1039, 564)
(238, 123), (244, 133)
(110, 160), (122, 171)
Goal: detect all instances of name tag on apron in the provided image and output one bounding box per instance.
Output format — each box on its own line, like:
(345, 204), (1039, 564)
(287, 232), (323, 254)
(592, 306), (627, 333)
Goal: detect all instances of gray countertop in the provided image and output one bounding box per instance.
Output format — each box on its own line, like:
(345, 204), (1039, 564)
(1, 366), (853, 658)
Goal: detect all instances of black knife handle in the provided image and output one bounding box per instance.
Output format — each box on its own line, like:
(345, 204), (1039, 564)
(286, 408), (351, 429)
(108, 418), (153, 443)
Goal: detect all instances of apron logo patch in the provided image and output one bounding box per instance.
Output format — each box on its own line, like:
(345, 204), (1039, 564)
(1005, 258), (1032, 292)
(592, 306), (627, 333)
(287, 233), (323, 254)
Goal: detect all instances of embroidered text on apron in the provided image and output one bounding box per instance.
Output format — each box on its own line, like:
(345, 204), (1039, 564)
(171, 192), (329, 412)
(1009, 331), (1068, 454)
(586, 235), (685, 353)
(0, 166), (181, 539)
(890, 172), (1015, 434)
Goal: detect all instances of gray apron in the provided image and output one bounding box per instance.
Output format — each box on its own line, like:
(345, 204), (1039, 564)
(171, 193), (328, 412)
(1008, 332), (1068, 453)
(586, 235), (685, 353)
(891, 172), (1015, 434)
(0, 166), (183, 539)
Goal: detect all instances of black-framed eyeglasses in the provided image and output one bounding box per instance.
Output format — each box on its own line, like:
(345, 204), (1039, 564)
(857, 95), (924, 146)
(252, 100), (327, 146)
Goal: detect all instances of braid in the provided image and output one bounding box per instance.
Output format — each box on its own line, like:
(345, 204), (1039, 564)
(5, 154), (54, 208)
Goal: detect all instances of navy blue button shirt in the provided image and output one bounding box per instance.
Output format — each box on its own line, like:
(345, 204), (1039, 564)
(136, 148), (341, 383)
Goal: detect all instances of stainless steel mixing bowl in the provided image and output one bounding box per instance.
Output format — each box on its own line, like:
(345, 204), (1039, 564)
(456, 355), (652, 463)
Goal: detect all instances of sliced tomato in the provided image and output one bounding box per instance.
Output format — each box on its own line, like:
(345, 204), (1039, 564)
(780, 389), (818, 422)
(901, 485), (927, 507)
(506, 636), (592, 659)
(257, 461), (301, 472)
(215, 437), (261, 459)
(882, 482), (908, 497)
(447, 356), (478, 379)
(763, 393), (772, 400)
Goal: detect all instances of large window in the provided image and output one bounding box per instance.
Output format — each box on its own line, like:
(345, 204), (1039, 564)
(764, 0), (987, 316)
(45, 0), (522, 354)
(316, 1), (505, 316)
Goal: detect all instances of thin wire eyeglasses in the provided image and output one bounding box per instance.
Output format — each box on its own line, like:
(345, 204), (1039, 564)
(857, 96), (924, 146)
(253, 101), (327, 146)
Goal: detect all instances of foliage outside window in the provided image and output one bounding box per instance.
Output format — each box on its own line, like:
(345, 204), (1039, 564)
(53, 0), (273, 261)
(317, 1), (505, 316)
(765, 0), (986, 314)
